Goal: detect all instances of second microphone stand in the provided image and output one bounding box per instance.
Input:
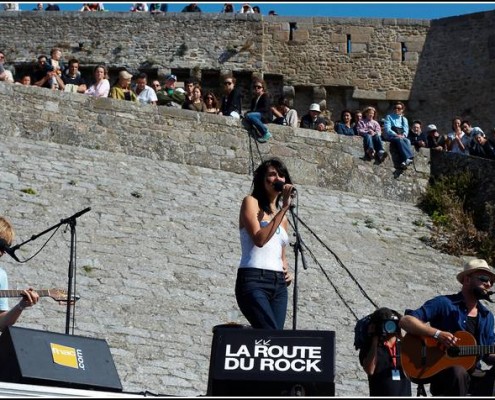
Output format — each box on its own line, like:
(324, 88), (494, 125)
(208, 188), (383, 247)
(10, 207), (91, 335)
(288, 195), (308, 330)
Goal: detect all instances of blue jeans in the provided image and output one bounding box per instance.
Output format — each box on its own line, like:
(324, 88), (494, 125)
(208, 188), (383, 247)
(362, 133), (384, 153)
(245, 112), (269, 136)
(235, 268), (288, 329)
(389, 136), (414, 162)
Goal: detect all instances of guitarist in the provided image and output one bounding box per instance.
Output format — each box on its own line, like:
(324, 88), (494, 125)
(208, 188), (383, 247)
(400, 259), (495, 396)
(0, 217), (39, 331)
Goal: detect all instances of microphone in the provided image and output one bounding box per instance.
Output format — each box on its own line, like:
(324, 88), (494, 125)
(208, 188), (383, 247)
(0, 238), (21, 263)
(273, 180), (296, 193)
(474, 287), (494, 303)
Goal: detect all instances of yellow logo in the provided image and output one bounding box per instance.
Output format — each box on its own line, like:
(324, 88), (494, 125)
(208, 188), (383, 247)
(50, 343), (78, 369)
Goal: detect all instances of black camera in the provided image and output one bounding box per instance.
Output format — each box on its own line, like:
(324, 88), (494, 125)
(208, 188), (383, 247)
(376, 318), (401, 336)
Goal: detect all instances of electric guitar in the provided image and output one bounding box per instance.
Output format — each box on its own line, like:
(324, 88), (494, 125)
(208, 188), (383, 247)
(401, 331), (491, 380)
(0, 288), (78, 304)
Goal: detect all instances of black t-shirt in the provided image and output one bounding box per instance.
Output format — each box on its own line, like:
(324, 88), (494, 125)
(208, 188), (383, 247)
(359, 341), (412, 397)
(62, 74), (86, 86)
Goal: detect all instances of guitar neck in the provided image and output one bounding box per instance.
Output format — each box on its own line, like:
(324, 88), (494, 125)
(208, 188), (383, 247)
(0, 289), (50, 298)
(454, 344), (495, 357)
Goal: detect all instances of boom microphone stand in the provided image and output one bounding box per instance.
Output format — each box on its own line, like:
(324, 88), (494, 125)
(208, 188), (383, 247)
(10, 207), (91, 335)
(288, 194), (308, 330)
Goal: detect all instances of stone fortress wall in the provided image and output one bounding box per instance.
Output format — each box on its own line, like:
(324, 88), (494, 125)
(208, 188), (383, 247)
(0, 7), (495, 397)
(1, 9), (494, 131)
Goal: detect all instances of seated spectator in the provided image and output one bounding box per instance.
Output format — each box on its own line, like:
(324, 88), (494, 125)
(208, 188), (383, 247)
(156, 74), (186, 107)
(409, 120), (427, 150)
(182, 3), (201, 12)
(16, 74), (31, 86)
(425, 124), (447, 151)
(84, 65), (110, 98)
(300, 103), (327, 132)
(383, 101), (414, 169)
(151, 79), (162, 93)
(130, 3), (148, 12)
(334, 109), (355, 136)
(0, 51), (14, 83)
(81, 3), (104, 11)
(45, 3), (60, 11)
(271, 96), (298, 128)
(61, 59), (87, 93)
(47, 47), (65, 90)
(221, 3), (234, 13)
(239, 3), (254, 13)
(32, 54), (62, 90)
(219, 75), (242, 118)
(447, 116), (470, 155)
(133, 72), (158, 105)
(268, 10), (278, 16)
(149, 3), (167, 13)
(204, 91), (219, 114)
(244, 78), (273, 143)
(352, 109), (363, 135)
(33, 3), (44, 11)
(109, 70), (138, 102)
(183, 85), (207, 112)
(253, 6), (261, 13)
(182, 79), (196, 108)
(460, 120), (480, 154)
(356, 106), (387, 163)
(470, 128), (495, 160)
(3, 3), (19, 11)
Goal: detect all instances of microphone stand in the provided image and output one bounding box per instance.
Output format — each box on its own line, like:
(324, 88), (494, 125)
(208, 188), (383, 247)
(10, 207), (91, 335)
(288, 195), (308, 330)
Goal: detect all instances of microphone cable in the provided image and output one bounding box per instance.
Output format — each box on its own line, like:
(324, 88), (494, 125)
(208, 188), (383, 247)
(287, 213), (379, 320)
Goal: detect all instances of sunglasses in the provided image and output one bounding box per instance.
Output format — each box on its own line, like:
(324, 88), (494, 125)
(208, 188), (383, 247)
(475, 275), (493, 284)
(394, 107), (403, 110)
(224, 81), (233, 85)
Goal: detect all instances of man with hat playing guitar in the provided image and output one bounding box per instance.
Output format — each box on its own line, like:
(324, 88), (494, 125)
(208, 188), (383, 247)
(400, 258), (495, 396)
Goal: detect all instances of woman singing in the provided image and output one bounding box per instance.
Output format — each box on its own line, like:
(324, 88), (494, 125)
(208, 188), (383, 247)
(236, 158), (294, 329)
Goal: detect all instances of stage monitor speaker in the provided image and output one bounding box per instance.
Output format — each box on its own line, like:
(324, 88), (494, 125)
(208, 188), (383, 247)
(207, 325), (335, 396)
(0, 326), (123, 392)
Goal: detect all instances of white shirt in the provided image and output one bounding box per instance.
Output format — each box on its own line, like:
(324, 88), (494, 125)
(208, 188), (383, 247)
(136, 85), (158, 105)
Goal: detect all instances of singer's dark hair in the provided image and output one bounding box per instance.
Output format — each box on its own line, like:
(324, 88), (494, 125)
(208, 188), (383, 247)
(251, 158), (292, 215)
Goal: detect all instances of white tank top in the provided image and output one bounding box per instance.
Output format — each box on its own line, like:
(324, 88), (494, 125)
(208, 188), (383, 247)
(239, 220), (289, 272)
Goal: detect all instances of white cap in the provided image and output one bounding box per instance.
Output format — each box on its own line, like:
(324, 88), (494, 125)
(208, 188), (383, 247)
(309, 103), (321, 113)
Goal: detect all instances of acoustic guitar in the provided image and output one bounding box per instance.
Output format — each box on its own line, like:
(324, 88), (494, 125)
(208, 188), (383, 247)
(401, 331), (491, 380)
(0, 288), (78, 304)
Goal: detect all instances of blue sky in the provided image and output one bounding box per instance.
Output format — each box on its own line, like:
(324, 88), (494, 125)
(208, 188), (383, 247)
(17, 2), (495, 19)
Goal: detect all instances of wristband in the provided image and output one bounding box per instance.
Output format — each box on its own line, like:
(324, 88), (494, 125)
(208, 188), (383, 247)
(433, 329), (441, 339)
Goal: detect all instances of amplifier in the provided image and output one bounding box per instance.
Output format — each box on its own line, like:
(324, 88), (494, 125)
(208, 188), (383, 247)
(0, 326), (122, 392)
(207, 325), (335, 396)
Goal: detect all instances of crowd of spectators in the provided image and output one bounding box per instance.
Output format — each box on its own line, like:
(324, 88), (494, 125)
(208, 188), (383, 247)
(1, 42), (494, 158)
(2, 3), (278, 15)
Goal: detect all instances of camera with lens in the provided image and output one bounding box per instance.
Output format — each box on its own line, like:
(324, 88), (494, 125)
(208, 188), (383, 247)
(376, 317), (401, 337)
(369, 308), (401, 338)
(44, 64), (54, 73)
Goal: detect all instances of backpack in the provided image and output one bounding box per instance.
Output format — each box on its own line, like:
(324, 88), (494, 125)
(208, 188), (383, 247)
(353, 314), (372, 351)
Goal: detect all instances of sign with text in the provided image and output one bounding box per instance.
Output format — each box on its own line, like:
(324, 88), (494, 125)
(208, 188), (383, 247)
(207, 326), (335, 396)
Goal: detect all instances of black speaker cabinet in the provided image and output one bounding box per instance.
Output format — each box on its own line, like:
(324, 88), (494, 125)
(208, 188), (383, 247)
(207, 325), (335, 396)
(0, 326), (122, 392)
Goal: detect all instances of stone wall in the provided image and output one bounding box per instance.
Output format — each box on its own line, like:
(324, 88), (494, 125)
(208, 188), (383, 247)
(409, 10), (495, 133)
(0, 11), (428, 120)
(3, 9), (495, 131)
(0, 82), (430, 203)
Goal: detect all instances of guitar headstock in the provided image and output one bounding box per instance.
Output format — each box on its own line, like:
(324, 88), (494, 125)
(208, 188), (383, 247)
(48, 288), (81, 302)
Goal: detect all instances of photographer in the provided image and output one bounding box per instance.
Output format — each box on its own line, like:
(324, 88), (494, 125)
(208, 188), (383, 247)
(359, 307), (411, 396)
